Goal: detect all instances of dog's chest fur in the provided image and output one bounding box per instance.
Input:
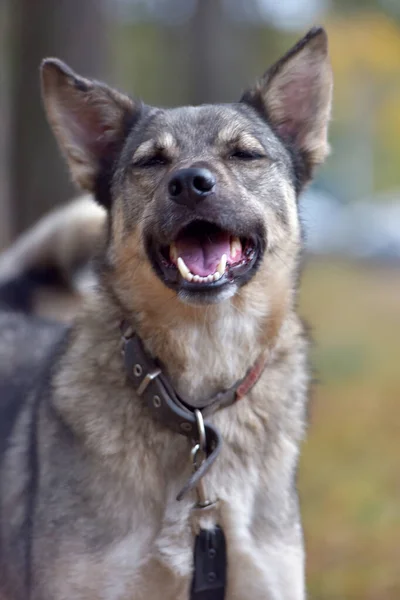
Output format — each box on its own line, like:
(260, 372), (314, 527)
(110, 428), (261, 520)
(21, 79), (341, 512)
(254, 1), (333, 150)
(39, 293), (309, 599)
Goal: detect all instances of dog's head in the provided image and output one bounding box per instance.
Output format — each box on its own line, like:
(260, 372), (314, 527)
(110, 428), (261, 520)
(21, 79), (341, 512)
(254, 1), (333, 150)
(41, 28), (332, 316)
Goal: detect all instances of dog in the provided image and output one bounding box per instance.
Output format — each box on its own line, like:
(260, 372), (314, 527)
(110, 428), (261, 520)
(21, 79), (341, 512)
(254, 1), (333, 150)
(0, 27), (332, 599)
(0, 195), (105, 320)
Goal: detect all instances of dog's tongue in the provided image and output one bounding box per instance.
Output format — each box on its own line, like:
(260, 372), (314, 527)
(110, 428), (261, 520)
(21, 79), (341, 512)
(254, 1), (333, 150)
(175, 229), (231, 276)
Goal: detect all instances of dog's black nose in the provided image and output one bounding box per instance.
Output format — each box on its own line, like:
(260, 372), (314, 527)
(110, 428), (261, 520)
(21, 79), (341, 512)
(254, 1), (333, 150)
(168, 168), (216, 208)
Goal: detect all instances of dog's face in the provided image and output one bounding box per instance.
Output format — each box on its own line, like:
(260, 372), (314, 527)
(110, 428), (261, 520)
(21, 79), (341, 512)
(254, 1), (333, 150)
(112, 103), (289, 306)
(41, 28), (332, 313)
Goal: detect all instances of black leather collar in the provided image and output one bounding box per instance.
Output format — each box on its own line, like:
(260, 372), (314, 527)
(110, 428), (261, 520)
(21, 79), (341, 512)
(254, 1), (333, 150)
(121, 322), (267, 500)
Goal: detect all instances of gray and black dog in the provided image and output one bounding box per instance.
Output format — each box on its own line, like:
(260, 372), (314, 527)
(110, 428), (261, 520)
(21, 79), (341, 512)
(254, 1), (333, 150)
(0, 27), (332, 599)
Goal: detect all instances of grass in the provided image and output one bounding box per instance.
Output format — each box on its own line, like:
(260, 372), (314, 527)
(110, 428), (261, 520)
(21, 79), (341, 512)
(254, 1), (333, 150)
(298, 259), (400, 600)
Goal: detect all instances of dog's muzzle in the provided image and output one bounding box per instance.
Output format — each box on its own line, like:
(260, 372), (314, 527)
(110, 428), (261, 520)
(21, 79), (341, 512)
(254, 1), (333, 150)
(145, 218), (266, 303)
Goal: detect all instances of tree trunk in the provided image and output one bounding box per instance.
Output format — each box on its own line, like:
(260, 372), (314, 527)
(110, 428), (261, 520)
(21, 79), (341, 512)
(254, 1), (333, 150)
(0, 0), (11, 249)
(187, 0), (252, 105)
(9, 0), (109, 237)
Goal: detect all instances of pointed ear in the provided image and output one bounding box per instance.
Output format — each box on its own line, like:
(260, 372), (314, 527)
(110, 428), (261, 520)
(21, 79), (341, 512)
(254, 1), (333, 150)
(41, 59), (140, 206)
(241, 27), (332, 182)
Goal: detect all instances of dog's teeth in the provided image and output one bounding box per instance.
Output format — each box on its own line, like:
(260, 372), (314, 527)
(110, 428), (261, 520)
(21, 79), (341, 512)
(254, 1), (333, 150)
(230, 236), (242, 259)
(217, 254), (227, 276)
(177, 258), (223, 284)
(170, 242), (178, 262)
(177, 257), (191, 280)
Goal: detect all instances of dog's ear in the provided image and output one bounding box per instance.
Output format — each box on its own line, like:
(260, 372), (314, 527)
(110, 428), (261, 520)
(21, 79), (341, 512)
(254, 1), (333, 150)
(241, 27), (332, 180)
(41, 59), (140, 207)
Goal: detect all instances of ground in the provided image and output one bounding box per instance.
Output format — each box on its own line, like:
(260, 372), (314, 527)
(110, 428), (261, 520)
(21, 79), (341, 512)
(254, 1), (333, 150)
(298, 259), (400, 600)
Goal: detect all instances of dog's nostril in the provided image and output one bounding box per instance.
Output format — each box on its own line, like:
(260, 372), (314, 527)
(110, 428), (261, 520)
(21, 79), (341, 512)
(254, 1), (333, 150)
(192, 174), (215, 193)
(168, 168), (215, 206)
(168, 178), (182, 197)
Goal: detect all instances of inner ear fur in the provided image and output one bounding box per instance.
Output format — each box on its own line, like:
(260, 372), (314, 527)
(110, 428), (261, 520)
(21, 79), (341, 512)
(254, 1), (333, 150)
(241, 27), (333, 183)
(41, 59), (140, 207)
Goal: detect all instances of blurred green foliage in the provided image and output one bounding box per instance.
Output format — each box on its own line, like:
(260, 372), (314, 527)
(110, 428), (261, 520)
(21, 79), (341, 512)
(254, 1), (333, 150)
(110, 0), (400, 202)
(299, 259), (400, 599)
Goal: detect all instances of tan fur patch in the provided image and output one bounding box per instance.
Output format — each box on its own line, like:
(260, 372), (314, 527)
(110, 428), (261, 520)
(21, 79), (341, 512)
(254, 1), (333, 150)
(216, 127), (265, 154)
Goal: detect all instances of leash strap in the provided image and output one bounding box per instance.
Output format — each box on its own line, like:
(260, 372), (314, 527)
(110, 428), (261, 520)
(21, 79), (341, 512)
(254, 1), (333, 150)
(191, 526), (227, 600)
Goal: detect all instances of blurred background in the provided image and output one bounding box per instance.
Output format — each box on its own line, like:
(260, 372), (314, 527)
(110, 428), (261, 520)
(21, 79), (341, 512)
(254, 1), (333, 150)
(0, 0), (399, 597)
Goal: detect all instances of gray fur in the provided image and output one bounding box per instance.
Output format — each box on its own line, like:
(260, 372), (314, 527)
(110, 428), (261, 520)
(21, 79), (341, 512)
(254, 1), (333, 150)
(0, 28), (332, 599)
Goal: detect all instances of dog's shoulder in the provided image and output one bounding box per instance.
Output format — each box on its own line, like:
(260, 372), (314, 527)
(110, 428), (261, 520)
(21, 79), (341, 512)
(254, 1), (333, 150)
(0, 309), (69, 458)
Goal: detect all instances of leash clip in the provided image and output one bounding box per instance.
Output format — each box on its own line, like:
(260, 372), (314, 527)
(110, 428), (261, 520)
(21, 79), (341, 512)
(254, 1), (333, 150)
(191, 409), (214, 509)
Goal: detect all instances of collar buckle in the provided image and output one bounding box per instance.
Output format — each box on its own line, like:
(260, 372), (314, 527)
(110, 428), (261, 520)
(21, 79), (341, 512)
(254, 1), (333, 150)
(121, 325), (267, 501)
(136, 368), (161, 397)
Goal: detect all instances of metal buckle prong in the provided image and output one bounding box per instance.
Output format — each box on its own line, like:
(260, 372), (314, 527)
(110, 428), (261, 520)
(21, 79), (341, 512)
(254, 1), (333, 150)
(136, 369), (161, 396)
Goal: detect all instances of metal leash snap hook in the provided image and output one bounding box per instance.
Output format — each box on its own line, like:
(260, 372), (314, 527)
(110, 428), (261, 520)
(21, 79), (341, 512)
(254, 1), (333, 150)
(191, 444), (210, 508)
(191, 410), (212, 509)
(194, 408), (206, 452)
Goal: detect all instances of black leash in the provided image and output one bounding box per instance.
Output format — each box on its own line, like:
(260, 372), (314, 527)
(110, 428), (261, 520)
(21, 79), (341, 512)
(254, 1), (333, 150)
(191, 526), (227, 600)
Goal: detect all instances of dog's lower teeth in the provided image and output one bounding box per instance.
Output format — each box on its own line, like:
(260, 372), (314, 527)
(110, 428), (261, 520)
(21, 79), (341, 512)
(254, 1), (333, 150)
(216, 254), (227, 276)
(177, 256), (190, 279)
(177, 256), (226, 284)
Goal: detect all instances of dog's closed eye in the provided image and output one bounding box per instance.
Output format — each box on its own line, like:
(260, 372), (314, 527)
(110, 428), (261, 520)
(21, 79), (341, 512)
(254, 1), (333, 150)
(132, 134), (177, 169)
(132, 152), (170, 168)
(228, 149), (266, 161)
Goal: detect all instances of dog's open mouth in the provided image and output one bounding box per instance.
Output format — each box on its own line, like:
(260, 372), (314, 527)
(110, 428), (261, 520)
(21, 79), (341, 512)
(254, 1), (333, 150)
(148, 220), (262, 297)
